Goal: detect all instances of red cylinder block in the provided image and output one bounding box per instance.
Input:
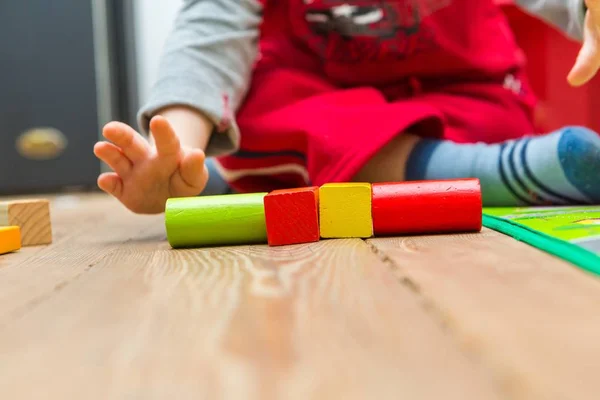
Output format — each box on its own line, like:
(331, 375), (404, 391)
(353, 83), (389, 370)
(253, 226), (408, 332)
(372, 179), (482, 236)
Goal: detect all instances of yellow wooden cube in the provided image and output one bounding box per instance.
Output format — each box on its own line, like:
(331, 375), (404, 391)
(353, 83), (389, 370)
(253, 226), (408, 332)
(0, 226), (21, 255)
(319, 183), (373, 238)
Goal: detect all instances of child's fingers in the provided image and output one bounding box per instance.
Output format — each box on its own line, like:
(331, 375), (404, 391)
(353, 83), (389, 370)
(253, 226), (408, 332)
(568, 13), (600, 86)
(170, 148), (208, 194)
(150, 116), (181, 158)
(568, 42), (600, 86)
(102, 121), (150, 163)
(94, 142), (132, 177)
(97, 172), (124, 198)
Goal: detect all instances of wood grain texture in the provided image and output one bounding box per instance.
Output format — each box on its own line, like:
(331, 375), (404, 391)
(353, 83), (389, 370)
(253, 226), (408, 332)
(0, 226), (21, 254)
(0, 195), (502, 399)
(264, 187), (319, 246)
(369, 230), (600, 400)
(3, 193), (600, 399)
(0, 199), (52, 246)
(0, 194), (163, 323)
(0, 194), (122, 266)
(319, 183), (373, 239)
(166, 193), (268, 248)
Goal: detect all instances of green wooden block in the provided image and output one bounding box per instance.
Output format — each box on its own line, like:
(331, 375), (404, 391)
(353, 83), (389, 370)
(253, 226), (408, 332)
(165, 193), (268, 248)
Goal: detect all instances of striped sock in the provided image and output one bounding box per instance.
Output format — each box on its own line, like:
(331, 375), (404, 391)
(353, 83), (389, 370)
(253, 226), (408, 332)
(405, 126), (600, 206)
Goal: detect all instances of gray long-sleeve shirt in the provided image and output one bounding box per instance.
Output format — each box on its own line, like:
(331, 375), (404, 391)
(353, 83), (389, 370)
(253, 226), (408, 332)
(137, 0), (586, 157)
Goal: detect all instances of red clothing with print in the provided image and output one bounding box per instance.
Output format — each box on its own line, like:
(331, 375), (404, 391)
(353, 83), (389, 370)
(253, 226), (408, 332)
(216, 0), (537, 192)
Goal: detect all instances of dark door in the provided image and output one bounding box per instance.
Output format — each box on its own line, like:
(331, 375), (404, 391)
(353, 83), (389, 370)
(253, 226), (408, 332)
(0, 0), (116, 193)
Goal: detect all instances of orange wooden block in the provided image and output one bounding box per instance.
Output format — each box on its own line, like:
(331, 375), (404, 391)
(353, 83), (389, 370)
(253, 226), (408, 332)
(0, 226), (21, 254)
(0, 199), (52, 246)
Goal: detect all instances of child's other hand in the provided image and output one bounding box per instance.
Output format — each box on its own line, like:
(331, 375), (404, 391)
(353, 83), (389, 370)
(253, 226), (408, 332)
(94, 116), (209, 214)
(568, 0), (600, 86)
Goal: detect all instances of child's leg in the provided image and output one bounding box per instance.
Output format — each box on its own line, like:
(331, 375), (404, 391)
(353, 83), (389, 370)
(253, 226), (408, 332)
(355, 126), (600, 206)
(354, 72), (600, 206)
(352, 133), (421, 183)
(407, 126), (600, 205)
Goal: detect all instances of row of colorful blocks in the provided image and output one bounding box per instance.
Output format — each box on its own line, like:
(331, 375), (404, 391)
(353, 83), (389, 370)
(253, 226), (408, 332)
(165, 178), (483, 248)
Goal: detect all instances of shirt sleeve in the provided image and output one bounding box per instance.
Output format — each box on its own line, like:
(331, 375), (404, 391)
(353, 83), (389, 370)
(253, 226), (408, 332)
(514, 0), (586, 41)
(137, 0), (264, 157)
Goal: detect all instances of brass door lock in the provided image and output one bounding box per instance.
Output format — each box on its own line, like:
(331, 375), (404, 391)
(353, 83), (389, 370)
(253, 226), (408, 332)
(16, 127), (68, 160)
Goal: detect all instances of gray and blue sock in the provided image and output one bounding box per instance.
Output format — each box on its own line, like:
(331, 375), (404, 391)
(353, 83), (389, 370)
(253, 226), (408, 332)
(405, 126), (600, 206)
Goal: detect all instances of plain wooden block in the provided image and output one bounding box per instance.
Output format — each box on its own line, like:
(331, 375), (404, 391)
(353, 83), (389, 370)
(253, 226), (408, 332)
(0, 199), (52, 246)
(0, 226), (21, 255)
(319, 183), (373, 239)
(264, 186), (320, 246)
(165, 193), (268, 248)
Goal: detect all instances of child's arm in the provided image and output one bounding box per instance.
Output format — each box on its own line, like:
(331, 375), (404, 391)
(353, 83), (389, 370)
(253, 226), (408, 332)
(139, 0), (263, 156)
(515, 0), (586, 40)
(94, 0), (263, 214)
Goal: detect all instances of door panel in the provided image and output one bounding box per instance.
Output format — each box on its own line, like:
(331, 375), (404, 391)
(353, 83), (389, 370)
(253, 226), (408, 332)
(0, 0), (111, 193)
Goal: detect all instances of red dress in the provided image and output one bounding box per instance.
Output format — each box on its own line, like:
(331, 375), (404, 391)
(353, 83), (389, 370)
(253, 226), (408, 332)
(216, 0), (537, 192)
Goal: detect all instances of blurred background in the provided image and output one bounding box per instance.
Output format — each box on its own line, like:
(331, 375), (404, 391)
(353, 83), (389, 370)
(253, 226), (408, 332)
(0, 0), (182, 194)
(1, 0), (599, 195)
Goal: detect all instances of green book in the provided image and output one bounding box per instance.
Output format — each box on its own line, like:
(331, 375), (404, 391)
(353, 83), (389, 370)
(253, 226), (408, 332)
(483, 206), (600, 276)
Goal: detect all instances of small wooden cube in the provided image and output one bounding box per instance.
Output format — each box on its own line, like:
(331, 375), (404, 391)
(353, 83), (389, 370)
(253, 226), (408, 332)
(0, 226), (21, 255)
(264, 187), (320, 246)
(319, 183), (373, 238)
(0, 199), (52, 246)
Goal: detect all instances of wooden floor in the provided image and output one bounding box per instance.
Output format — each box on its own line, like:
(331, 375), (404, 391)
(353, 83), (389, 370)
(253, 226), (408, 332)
(1, 193), (600, 399)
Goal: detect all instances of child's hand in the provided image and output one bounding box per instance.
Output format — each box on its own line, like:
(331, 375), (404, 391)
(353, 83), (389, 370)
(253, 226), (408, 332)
(94, 116), (209, 214)
(568, 0), (600, 86)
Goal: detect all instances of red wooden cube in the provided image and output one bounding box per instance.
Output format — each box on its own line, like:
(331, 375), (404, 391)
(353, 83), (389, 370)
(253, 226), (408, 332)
(264, 186), (320, 246)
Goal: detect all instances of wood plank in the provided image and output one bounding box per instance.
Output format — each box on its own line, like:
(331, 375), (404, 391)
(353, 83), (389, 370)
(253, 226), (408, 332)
(0, 233), (502, 399)
(0, 193), (163, 322)
(0, 193), (115, 266)
(369, 229), (600, 400)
